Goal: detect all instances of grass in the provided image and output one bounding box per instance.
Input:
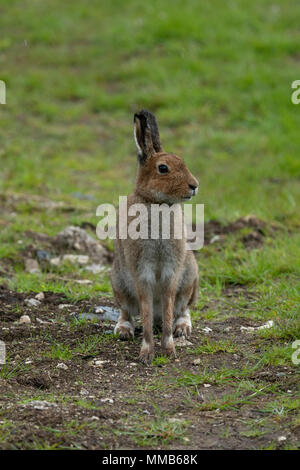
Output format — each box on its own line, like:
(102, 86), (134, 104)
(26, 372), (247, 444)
(0, 358), (29, 379)
(189, 338), (238, 355)
(0, 0), (299, 451)
(44, 332), (115, 360)
(114, 415), (189, 447)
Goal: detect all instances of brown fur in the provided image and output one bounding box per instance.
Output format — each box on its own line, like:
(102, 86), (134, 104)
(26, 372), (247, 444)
(111, 110), (199, 364)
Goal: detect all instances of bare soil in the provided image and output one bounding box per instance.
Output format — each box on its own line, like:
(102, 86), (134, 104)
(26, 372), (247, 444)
(0, 286), (299, 450)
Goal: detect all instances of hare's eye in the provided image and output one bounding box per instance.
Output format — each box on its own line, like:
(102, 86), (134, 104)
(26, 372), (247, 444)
(158, 164), (169, 174)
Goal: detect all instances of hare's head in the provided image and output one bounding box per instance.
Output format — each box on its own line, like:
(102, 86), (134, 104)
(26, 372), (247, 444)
(133, 110), (198, 204)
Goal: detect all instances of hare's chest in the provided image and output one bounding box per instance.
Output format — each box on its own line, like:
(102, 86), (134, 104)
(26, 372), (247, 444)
(137, 239), (179, 285)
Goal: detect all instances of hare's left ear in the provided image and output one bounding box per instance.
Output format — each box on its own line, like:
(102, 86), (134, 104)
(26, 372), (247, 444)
(134, 110), (163, 164)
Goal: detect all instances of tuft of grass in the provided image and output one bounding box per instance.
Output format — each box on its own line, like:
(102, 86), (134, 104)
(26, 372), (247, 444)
(189, 338), (238, 355)
(45, 344), (74, 361)
(115, 416), (189, 447)
(261, 397), (300, 417)
(0, 358), (29, 379)
(152, 355), (170, 366)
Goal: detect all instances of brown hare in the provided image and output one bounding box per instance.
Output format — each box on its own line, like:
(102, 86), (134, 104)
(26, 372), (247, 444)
(111, 110), (199, 364)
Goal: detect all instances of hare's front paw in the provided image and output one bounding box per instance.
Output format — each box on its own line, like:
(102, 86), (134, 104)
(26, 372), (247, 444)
(161, 335), (176, 358)
(174, 316), (192, 338)
(114, 321), (134, 340)
(139, 340), (154, 365)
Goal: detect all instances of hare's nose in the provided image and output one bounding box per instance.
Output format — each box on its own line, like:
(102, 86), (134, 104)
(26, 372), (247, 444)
(189, 184), (197, 191)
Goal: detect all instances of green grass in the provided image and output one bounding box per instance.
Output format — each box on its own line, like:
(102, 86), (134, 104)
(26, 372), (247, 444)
(44, 333), (115, 360)
(189, 338), (238, 355)
(114, 415), (189, 447)
(0, 0), (299, 305)
(0, 358), (29, 379)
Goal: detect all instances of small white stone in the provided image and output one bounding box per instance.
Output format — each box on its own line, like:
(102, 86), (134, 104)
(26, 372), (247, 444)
(100, 398), (113, 404)
(202, 327), (212, 334)
(257, 320), (274, 330)
(35, 292), (45, 301)
(63, 254), (89, 265)
(193, 358), (201, 365)
(240, 326), (255, 332)
(25, 298), (41, 308)
(95, 306), (104, 314)
(85, 264), (104, 274)
(58, 304), (73, 310)
(74, 280), (92, 285)
(204, 383), (212, 388)
(174, 337), (193, 347)
(50, 257), (61, 266)
(19, 315), (31, 324)
(25, 258), (40, 274)
(210, 235), (220, 244)
(278, 436), (287, 442)
(90, 416), (100, 421)
(56, 363), (68, 370)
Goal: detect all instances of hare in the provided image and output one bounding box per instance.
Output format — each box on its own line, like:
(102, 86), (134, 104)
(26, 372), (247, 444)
(111, 110), (199, 364)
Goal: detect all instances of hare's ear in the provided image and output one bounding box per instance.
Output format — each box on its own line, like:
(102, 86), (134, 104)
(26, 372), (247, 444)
(134, 110), (163, 164)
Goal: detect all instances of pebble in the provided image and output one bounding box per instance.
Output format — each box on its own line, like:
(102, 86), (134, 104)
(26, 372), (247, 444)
(278, 436), (287, 442)
(241, 320), (274, 333)
(50, 254), (90, 266)
(63, 254), (89, 265)
(193, 358), (201, 365)
(100, 398), (114, 404)
(210, 235), (221, 244)
(24, 298), (41, 308)
(74, 280), (92, 285)
(25, 258), (40, 274)
(56, 363), (69, 370)
(24, 401), (58, 410)
(173, 337), (193, 347)
(35, 292), (45, 301)
(19, 315), (31, 325)
(203, 383), (212, 388)
(50, 257), (61, 266)
(85, 264), (105, 274)
(202, 327), (213, 334)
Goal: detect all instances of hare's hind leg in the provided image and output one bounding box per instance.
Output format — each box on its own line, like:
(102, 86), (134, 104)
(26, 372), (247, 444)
(173, 277), (198, 338)
(174, 308), (192, 338)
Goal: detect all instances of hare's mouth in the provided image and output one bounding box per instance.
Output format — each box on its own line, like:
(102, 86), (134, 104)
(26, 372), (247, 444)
(183, 195), (192, 201)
